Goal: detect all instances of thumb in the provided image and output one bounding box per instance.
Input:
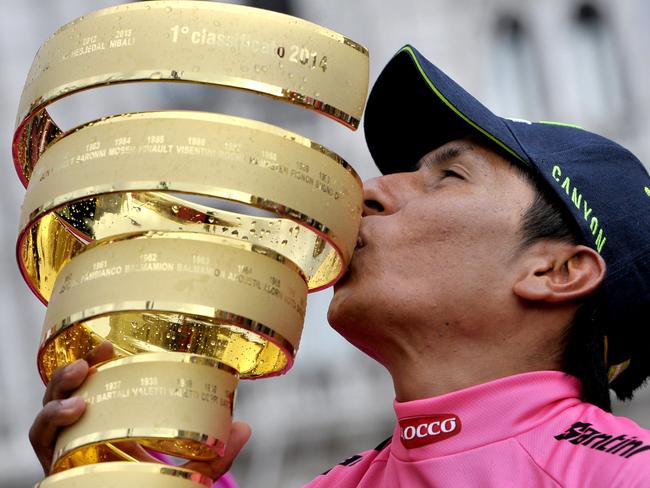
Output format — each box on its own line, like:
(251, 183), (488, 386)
(182, 421), (252, 480)
(223, 421), (252, 460)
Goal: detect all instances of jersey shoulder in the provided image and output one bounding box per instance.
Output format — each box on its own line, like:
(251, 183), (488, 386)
(519, 401), (650, 487)
(304, 437), (391, 488)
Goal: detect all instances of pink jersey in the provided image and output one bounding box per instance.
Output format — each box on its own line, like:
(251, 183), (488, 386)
(304, 371), (650, 487)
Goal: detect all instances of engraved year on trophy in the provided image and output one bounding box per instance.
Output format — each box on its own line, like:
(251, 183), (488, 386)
(12, 2), (369, 485)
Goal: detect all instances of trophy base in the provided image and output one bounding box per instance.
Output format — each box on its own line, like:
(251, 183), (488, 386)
(52, 436), (225, 473)
(37, 462), (213, 487)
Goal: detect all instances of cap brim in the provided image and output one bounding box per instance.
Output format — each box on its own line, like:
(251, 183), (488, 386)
(364, 45), (530, 173)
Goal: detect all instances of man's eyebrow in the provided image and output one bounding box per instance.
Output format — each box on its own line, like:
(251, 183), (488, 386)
(416, 143), (473, 169)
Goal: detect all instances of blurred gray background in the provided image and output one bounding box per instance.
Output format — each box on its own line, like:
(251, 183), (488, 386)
(1, 1), (649, 487)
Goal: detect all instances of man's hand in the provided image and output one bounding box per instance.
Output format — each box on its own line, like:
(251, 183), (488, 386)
(29, 341), (251, 480)
(183, 421), (252, 479)
(29, 341), (114, 473)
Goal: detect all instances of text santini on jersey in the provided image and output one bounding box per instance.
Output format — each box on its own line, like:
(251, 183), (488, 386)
(555, 421), (650, 459)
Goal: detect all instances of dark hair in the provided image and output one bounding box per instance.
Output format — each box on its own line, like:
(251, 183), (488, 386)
(515, 165), (611, 411)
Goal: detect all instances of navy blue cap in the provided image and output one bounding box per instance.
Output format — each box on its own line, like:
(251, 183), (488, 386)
(364, 45), (650, 398)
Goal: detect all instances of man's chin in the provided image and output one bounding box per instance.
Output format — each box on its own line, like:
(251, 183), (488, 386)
(327, 277), (351, 327)
(327, 291), (385, 366)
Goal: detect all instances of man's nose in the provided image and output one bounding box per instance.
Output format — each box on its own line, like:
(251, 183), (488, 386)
(362, 174), (410, 216)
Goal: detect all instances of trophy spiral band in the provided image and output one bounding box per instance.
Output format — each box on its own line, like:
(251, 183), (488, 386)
(14, 1), (369, 485)
(18, 111), (362, 305)
(13, 0), (369, 184)
(39, 233), (309, 382)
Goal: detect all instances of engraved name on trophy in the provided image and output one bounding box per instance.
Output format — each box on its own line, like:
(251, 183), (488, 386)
(12, 1), (368, 485)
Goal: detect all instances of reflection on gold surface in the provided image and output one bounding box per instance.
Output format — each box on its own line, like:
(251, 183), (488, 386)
(39, 312), (290, 382)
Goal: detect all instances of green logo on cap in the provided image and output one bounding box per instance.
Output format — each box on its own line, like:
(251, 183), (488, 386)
(551, 164), (606, 253)
(645, 186), (650, 197)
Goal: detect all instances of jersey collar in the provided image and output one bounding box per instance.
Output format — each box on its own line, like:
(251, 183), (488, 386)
(391, 371), (582, 461)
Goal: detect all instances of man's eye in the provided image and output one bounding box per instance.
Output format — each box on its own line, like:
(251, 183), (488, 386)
(441, 169), (462, 179)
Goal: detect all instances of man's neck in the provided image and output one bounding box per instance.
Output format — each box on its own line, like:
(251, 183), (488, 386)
(387, 347), (562, 402)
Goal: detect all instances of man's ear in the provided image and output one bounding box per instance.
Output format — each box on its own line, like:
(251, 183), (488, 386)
(513, 244), (606, 303)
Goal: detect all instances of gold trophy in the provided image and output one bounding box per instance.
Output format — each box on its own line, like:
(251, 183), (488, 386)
(13, 2), (368, 485)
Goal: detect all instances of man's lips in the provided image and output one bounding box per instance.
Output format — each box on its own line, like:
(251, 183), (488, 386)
(336, 234), (365, 288)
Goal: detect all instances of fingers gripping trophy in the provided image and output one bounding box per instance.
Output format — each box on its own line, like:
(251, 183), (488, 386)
(12, 2), (368, 486)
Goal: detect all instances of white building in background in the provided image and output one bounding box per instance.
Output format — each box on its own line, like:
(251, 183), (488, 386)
(0, 1), (648, 487)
